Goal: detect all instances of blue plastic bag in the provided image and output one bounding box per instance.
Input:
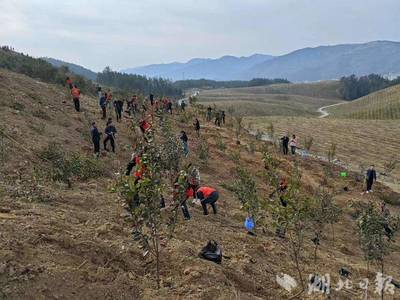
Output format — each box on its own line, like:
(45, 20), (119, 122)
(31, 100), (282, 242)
(244, 217), (255, 231)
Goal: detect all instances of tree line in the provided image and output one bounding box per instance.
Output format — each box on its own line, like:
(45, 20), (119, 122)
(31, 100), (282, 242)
(97, 67), (182, 97)
(0, 46), (182, 97)
(172, 78), (290, 90)
(339, 74), (400, 100)
(0, 46), (97, 95)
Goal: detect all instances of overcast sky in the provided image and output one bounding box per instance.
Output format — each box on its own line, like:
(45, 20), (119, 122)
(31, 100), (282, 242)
(1, 0), (399, 71)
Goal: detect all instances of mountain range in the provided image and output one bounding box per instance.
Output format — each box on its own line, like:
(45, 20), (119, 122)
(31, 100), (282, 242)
(122, 41), (400, 82)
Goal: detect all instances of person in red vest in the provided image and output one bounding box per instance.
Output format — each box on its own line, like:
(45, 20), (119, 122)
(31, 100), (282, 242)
(71, 85), (81, 112)
(66, 77), (73, 89)
(139, 118), (152, 134)
(196, 186), (219, 215)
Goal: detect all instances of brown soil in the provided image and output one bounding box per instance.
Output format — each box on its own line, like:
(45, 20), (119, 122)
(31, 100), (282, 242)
(1, 69), (400, 299)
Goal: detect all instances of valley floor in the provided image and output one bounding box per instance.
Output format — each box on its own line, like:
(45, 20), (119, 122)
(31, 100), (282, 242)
(245, 116), (400, 192)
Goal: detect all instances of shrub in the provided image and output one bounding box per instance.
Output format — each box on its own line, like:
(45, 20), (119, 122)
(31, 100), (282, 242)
(32, 110), (51, 120)
(215, 133), (226, 152)
(247, 141), (256, 154)
(232, 166), (263, 229)
(304, 136), (314, 151)
(10, 102), (25, 111)
(0, 127), (9, 163)
(198, 138), (209, 162)
(327, 143), (337, 162)
(39, 143), (106, 187)
(357, 202), (400, 278)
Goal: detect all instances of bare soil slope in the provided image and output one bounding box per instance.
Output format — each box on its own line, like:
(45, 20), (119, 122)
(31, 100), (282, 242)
(1, 69), (400, 299)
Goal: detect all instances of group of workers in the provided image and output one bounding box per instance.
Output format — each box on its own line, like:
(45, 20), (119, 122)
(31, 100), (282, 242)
(205, 106), (225, 126)
(68, 77), (380, 229)
(65, 78), (219, 221)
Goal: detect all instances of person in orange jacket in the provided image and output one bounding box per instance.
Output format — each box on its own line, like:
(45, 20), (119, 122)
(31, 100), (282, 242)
(196, 186), (219, 215)
(71, 85), (81, 112)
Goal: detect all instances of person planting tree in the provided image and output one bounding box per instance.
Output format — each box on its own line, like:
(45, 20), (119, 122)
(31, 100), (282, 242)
(196, 186), (219, 215)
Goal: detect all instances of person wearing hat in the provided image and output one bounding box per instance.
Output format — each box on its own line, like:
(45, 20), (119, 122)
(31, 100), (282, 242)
(196, 186), (219, 215)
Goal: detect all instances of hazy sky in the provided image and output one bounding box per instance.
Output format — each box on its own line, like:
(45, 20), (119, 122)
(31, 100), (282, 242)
(1, 0), (399, 71)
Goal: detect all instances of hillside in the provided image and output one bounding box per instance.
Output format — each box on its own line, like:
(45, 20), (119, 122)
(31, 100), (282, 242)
(1, 69), (400, 299)
(326, 83), (400, 119)
(43, 57), (97, 81)
(122, 54), (274, 81)
(122, 41), (400, 82)
(198, 81), (343, 117)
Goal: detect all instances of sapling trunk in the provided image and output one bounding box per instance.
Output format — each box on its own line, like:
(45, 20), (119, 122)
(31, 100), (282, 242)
(381, 259), (384, 300)
(289, 233), (304, 290)
(313, 243), (318, 264)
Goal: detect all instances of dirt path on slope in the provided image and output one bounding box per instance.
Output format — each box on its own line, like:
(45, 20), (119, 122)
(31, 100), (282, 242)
(317, 101), (346, 118)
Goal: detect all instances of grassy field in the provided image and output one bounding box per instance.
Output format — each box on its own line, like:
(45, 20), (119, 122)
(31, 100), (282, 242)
(327, 83), (400, 119)
(245, 116), (400, 187)
(198, 81), (343, 117)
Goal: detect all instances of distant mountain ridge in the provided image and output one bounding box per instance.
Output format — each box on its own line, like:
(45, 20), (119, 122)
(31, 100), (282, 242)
(122, 54), (274, 81)
(122, 41), (400, 82)
(42, 57), (97, 81)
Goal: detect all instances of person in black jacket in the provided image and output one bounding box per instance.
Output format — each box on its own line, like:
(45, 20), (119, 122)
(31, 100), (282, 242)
(114, 99), (124, 122)
(90, 122), (101, 157)
(104, 120), (117, 153)
(366, 165), (377, 193)
(180, 131), (189, 157)
(193, 118), (200, 137)
(280, 134), (289, 155)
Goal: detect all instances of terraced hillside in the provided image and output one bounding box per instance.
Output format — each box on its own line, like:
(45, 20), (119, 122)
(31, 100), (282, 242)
(326, 84), (400, 119)
(198, 81), (343, 117)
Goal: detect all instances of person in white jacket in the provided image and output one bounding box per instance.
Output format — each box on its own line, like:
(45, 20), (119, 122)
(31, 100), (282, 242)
(289, 134), (298, 155)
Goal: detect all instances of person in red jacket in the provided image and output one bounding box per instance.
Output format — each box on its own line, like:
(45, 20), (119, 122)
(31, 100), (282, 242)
(139, 119), (152, 134)
(196, 186), (219, 215)
(71, 85), (81, 112)
(173, 182), (193, 220)
(66, 77), (73, 89)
